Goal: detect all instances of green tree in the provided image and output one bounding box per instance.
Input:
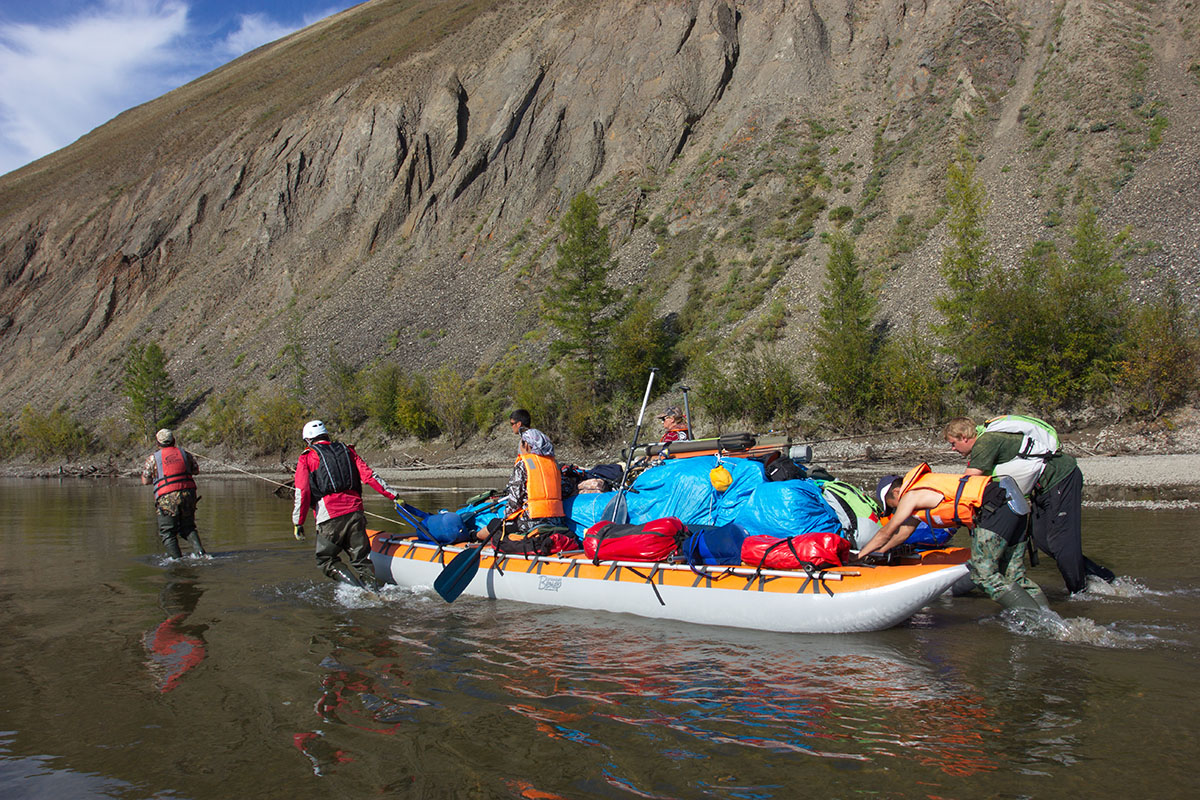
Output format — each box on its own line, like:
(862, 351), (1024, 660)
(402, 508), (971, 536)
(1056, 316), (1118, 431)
(605, 299), (678, 399)
(122, 340), (178, 435)
(542, 192), (623, 398)
(813, 232), (879, 428)
(934, 141), (998, 390)
(1052, 205), (1127, 400)
(365, 362), (403, 434)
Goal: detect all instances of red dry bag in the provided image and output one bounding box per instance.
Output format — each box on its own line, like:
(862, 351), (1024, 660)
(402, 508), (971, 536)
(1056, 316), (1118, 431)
(584, 517), (685, 564)
(741, 531), (849, 570)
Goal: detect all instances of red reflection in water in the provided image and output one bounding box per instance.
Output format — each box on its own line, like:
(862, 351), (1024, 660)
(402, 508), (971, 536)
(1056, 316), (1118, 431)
(142, 576), (207, 693)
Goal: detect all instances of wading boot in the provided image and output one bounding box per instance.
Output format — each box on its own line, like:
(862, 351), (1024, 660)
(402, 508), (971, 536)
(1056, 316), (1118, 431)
(184, 532), (207, 556)
(996, 586), (1042, 612)
(949, 574), (978, 597)
(329, 562), (368, 589)
(162, 537), (184, 559)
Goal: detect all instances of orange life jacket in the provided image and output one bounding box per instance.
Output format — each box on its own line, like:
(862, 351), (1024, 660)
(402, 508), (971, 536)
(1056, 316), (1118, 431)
(517, 453), (564, 519)
(897, 462), (990, 529)
(154, 446), (197, 498)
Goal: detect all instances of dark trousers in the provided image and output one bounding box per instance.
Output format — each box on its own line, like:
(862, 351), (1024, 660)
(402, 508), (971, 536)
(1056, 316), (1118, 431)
(156, 491), (200, 558)
(315, 511), (374, 584)
(1031, 467), (1112, 592)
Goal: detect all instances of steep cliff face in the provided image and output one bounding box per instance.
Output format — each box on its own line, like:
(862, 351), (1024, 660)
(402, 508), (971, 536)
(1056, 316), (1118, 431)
(0, 0), (1196, 419)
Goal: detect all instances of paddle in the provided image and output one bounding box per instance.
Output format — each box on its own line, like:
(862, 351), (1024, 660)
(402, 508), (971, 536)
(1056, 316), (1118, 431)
(433, 523), (503, 602)
(680, 383), (693, 439)
(603, 367), (657, 524)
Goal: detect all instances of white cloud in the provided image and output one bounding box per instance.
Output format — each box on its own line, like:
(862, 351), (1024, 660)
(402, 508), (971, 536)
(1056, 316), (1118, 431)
(0, 1), (328, 177)
(216, 13), (297, 60)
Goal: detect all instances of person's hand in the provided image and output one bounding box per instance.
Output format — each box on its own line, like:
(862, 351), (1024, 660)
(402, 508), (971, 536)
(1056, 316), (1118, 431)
(293, 524), (305, 540)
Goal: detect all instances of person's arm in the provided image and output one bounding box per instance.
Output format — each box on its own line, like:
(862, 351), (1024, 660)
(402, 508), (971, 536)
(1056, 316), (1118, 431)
(503, 461), (526, 516)
(140, 454), (155, 485)
(292, 454), (312, 527)
(856, 488), (939, 557)
(351, 447), (396, 500)
(963, 467), (985, 476)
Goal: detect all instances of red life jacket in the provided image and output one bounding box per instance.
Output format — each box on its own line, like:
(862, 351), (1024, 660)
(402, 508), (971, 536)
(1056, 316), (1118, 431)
(154, 447), (196, 498)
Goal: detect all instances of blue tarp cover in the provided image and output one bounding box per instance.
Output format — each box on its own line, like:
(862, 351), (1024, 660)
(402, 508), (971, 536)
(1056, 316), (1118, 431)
(454, 455), (843, 540)
(561, 456), (839, 537)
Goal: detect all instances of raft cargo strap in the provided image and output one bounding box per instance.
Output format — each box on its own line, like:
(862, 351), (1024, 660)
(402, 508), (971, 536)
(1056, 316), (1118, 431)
(377, 538), (858, 583)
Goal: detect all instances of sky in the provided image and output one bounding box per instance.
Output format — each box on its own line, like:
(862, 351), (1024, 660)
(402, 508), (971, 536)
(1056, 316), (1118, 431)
(0, 0), (363, 177)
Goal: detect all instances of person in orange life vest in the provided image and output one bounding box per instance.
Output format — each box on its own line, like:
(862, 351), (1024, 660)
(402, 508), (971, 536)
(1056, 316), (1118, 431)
(657, 405), (690, 443)
(859, 464), (1048, 612)
(477, 428), (567, 541)
(508, 408), (532, 442)
(140, 428), (206, 559)
(292, 420), (399, 590)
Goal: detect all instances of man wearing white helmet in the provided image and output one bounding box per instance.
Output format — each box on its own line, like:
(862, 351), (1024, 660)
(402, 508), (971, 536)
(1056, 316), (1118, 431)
(140, 428), (206, 559)
(292, 420), (398, 590)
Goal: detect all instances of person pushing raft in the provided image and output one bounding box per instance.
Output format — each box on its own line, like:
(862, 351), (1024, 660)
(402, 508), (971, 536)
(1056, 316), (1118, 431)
(140, 428), (207, 559)
(292, 420), (399, 590)
(860, 463), (1049, 613)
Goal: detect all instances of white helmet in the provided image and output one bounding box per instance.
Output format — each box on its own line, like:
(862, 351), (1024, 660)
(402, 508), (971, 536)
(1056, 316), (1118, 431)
(302, 420), (327, 441)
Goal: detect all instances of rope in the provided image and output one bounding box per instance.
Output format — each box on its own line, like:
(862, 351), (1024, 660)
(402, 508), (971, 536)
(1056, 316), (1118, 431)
(190, 451), (398, 526)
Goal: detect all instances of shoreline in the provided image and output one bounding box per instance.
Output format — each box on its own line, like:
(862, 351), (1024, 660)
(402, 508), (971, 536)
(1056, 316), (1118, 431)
(5, 410), (1198, 497)
(5, 452), (1198, 499)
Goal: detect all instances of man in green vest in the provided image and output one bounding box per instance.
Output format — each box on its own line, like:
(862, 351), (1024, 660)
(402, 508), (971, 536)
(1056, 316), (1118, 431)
(944, 416), (1115, 594)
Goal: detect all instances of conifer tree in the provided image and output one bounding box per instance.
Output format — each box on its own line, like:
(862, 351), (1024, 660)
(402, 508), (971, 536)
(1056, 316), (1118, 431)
(813, 232), (879, 428)
(122, 341), (177, 434)
(934, 140), (999, 389)
(542, 191), (623, 398)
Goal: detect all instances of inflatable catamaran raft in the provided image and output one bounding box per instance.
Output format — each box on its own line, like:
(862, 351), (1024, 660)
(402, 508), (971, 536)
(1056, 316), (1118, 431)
(369, 533), (968, 634)
(368, 433), (969, 634)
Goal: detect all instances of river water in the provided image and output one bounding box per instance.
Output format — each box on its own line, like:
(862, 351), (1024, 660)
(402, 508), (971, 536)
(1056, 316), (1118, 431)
(1, 476), (1197, 799)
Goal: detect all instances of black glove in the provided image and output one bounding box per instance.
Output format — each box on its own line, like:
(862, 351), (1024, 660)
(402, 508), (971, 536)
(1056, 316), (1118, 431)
(293, 524), (305, 540)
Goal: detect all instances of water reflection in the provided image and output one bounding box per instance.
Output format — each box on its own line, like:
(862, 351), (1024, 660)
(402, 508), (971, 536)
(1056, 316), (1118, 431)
(142, 568), (208, 692)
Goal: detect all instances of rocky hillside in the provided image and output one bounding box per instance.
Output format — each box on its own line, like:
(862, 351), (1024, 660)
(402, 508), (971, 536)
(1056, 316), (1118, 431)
(1, 0), (1197, 427)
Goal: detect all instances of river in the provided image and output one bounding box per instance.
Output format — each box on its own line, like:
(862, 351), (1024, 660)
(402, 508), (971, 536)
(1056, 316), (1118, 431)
(1, 476), (1197, 799)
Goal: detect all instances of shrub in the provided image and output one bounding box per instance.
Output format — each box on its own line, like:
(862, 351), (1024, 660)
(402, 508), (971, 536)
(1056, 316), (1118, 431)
(195, 388), (252, 446)
(1117, 284), (1198, 419)
(249, 390), (306, 457)
(17, 405), (94, 460)
(394, 373), (439, 440)
(316, 352), (368, 433)
(428, 366), (477, 449)
(605, 299), (679, 400)
(874, 331), (947, 427)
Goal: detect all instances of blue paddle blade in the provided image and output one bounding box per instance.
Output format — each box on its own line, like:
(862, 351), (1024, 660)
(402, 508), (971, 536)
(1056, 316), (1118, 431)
(433, 526), (501, 603)
(433, 546), (484, 602)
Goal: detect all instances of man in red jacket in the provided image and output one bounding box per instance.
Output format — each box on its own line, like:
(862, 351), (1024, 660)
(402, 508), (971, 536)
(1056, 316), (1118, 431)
(141, 428), (206, 559)
(292, 420), (398, 590)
